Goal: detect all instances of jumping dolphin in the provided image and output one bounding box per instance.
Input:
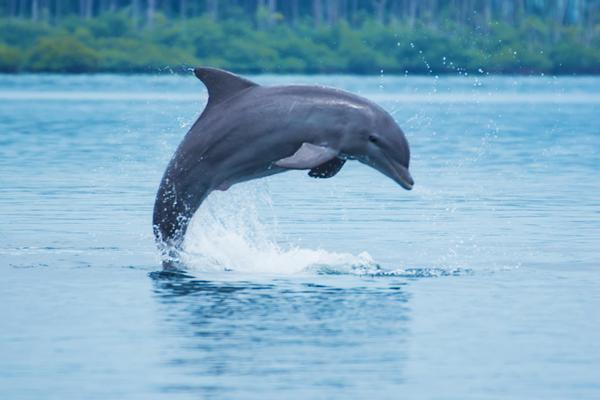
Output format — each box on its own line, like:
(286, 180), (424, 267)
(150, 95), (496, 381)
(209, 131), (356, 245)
(153, 67), (413, 257)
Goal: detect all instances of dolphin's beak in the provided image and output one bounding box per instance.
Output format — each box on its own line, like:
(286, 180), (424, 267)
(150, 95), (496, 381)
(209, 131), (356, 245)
(367, 154), (415, 191)
(394, 164), (414, 190)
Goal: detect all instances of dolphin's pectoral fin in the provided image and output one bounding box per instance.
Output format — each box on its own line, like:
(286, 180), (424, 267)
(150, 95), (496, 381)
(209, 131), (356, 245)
(274, 143), (338, 170)
(308, 158), (346, 178)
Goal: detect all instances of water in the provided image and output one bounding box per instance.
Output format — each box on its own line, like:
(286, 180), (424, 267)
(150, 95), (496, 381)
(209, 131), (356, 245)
(1, 73), (599, 399)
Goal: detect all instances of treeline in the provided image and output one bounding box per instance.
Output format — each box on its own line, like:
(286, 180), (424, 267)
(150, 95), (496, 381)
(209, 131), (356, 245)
(2, 0), (599, 27)
(0, 0), (599, 74)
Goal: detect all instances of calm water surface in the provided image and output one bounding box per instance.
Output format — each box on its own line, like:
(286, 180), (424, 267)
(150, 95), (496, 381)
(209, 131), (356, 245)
(1, 74), (599, 399)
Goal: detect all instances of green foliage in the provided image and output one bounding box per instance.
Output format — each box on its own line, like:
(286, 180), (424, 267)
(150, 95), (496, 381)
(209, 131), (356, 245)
(0, 43), (23, 72)
(0, 13), (598, 74)
(27, 36), (100, 72)
(0, 19), (52, 48)
(86, 12), (135, 38)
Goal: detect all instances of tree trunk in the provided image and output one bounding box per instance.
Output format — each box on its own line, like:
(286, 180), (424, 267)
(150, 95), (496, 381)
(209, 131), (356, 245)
(17, 0), (25, 17)
(483, 0), (492, 26)
(41, 0), (48, 21)
(499, 0), (512, 24)
(564, 0), (581, 24)
(268, 0), (277, 26)
(291, 0), (299, 25)
(513, 0), (524, 25)
(54, 0), (61, 20)
(425, 0), (437, 25)
(313, 0), (323, 26)
(207, 0), (218, 20)
(9, 0), (17, 17)
(79, 0), (92, 19)
(147, 0), (155, 25)
(372, 0), (387, 24)
(31, 0), (39, 20)
(339, 0), (347, 21)
(407, 0), (417, 27)
(132, 0), (140, 23)
(327, 0), (339, 25)
(179, 0), (186, 18)
(350, 0), (357, 24)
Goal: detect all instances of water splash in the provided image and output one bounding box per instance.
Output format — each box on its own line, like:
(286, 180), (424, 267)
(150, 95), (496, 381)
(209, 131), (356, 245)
(180, 184), (379, 275)
(179, 183), (475, 278)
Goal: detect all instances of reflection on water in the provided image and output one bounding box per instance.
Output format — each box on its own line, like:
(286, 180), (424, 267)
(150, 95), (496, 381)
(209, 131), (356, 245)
(150, 271), (410, 397)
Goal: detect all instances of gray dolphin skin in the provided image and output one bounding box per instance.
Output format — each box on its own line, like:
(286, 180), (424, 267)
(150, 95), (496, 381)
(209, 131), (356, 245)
(153, 67), (413, 259)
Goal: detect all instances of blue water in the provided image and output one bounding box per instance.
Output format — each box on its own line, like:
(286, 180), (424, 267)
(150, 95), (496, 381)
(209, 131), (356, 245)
(1, 74), (599, 399)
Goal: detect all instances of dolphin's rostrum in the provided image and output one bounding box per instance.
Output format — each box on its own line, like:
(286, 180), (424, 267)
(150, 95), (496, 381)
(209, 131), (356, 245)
(153, 67), (413, 259)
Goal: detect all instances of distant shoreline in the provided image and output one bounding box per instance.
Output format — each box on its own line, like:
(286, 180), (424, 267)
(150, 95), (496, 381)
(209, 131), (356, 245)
(2, 13), (598, 76)
(0, 69), (598, 77)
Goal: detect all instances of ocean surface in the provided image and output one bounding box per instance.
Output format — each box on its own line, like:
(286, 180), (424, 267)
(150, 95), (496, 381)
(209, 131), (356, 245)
(1, 73), (599, 399)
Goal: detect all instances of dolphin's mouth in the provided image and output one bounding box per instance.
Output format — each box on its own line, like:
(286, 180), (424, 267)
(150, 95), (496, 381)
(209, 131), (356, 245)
(394, 165), (414, 190)
(384, 157), (414, 190)
(362, 154), (414, 190)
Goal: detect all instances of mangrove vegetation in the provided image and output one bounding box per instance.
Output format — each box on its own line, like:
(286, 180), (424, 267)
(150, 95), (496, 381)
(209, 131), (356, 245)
(0, 0), (599, 74)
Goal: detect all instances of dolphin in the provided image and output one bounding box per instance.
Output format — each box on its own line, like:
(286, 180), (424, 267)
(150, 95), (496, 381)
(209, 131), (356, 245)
(153, 67), (413, 258)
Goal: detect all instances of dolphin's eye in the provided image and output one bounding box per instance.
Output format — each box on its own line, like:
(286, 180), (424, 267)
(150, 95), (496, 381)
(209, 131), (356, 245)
(368, 135), (379, 144)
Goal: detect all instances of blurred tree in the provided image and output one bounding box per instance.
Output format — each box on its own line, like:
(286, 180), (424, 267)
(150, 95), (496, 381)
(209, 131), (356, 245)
(27, 36), (99, 71)
(0, 0), (598, 73)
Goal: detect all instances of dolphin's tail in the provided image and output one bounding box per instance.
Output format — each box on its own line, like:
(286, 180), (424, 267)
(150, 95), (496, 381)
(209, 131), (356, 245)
(153, 175), (210, 267)
(153, 183), (190, 251)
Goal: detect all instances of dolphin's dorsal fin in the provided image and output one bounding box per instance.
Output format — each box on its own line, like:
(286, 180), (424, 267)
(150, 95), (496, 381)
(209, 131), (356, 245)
(194, 67), (258, 107)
